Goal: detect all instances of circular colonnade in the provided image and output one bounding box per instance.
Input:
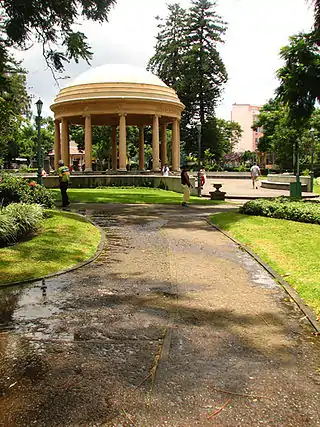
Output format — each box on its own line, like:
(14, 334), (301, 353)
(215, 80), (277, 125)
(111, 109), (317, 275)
(50, 64), (184, 172)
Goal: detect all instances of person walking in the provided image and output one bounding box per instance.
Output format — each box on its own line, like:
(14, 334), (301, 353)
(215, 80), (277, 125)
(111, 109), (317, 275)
(181, 165), (192, 207)
(250, 163), (261, 189)
(57, 160), (70, 207)
(200, 167), (206, 189)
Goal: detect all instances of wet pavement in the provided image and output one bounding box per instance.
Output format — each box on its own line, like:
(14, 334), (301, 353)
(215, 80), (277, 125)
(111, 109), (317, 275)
(0, 204), (320, 426)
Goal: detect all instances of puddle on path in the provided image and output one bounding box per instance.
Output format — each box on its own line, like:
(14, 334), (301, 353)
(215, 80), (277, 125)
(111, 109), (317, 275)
(0, 278), (67, 332)
(237, 249), (280, 290)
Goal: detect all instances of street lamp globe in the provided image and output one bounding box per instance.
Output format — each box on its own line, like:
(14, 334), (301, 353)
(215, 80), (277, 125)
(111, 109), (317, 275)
(36, 98), (43, 116)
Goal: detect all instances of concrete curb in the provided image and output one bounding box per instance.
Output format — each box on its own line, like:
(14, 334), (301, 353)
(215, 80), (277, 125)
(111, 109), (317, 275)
(205, 218), (320, 335)
(0, 212), (106, 288)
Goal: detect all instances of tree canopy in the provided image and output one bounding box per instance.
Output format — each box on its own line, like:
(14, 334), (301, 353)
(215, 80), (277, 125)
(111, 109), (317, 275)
(148, 0), (227, 127)
(276, 31), (320, 127)
(148, 0), (227, 160)
(0, 0), (116, 73)
(0, 56), (30, 164)
(253, 98), (320, 171)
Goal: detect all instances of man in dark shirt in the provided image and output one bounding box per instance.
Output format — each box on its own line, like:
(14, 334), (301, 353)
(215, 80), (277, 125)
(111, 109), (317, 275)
(181, 165), (192, 207)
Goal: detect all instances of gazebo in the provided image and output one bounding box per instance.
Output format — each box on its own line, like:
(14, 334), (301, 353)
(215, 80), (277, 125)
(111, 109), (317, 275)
(50, 64), (184, 172)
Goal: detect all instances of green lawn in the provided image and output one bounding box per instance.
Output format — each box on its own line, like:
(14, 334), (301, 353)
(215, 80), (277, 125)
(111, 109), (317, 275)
(51, 187), (224, 205)
(211, 212), (320, 316)
(314, 183), (320, 195)
(0, 210), (101, 285)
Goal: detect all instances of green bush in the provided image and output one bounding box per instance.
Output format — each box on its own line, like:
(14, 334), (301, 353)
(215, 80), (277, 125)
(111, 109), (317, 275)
(0, 215), (17, 245)
(0, 203), (44, 246)
(19, 166), (38, 173)
(0, 172), (55, 208)
(235, 164), (250, 172)
(240, 197), (320, 224)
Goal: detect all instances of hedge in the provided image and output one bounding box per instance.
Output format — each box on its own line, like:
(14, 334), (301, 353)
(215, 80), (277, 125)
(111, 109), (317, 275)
(0, 203), (44, 246)
(239, 197), (320, 224)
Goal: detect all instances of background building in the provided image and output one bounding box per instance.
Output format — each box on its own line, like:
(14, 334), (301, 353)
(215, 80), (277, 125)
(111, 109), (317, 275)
(231, 103), (263, 152)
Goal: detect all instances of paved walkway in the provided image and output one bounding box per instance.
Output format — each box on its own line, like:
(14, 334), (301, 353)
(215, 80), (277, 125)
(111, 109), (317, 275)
(0, 204), (319, 426)
(201, 178), (318, 199)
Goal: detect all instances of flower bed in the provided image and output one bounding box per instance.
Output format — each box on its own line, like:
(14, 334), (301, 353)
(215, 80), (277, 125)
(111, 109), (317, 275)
(0, 172), (55, 208)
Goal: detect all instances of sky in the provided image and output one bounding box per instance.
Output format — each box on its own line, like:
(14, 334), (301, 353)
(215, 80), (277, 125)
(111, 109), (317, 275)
(15, 0), (315, 119)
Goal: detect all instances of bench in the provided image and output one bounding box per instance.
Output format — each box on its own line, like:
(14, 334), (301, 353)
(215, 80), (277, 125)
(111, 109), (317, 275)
(209, 183), (226, 200)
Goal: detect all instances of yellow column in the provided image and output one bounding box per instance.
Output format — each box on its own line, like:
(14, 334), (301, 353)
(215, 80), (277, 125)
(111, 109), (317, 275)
(152, 115), (160, 171)
(161, 124), (167, 168)
(54, 119), (61, 170)
(139, 126), (145, 170)
(84, 115), (92, 172)
(172, 118), (179, 171)
(111, 125), (117, 170)
(177, 119), (181, 171)
(61, 118), (69, 167)
(119, 114), (127, 171)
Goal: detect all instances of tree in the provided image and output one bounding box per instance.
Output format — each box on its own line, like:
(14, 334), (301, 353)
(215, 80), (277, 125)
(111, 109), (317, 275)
(276, 31), (320, 173)
(0, 56), (30, 164)
(148, 0), (227, 127)
(0, 0), (116, 74)
(312, 0), (320, 31)
(70, 125), (112, 170)
(185, 0), (227, 126)
(202, 117), (242, 164)
(147, 4), (187, 91)
(276, 31), (320, 127)
(14, 117), (55, 163)
(253, 98), (320, 171)
(92, 126), (112, 169)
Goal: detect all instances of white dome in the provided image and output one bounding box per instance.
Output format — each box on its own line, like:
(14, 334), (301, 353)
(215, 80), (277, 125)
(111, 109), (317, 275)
(69, 64), (167, 88)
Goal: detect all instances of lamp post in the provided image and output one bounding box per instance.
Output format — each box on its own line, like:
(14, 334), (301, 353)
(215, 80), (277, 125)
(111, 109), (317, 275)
(35, 99), (43, 185)
(196, 123), (202, 197)
(310, 127), (315, 193)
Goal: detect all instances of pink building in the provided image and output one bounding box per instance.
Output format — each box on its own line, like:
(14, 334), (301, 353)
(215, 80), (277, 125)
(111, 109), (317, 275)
(231, 104), (263, 152)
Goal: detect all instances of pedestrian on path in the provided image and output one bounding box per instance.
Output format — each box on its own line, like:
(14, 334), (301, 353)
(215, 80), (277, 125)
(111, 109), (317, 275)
(250, 163), (261, 189)
(200, 167), (206, 189)
(57, 160), (70, 208)
(181, 165), (192, 207)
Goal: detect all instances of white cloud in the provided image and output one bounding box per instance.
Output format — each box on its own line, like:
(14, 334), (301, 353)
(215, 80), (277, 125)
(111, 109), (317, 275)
(14, 0), (314, 119)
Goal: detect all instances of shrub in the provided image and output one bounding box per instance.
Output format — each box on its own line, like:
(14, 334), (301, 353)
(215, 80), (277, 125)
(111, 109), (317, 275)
(19, 166), (38, 173)
(239, 197), (320, 224)
(23, 184), (55, 207)
(0, 172), (55, 208)
(0, 203), (44, 246)
(236, 164), (248, 172)
(0, 215), (17, 245)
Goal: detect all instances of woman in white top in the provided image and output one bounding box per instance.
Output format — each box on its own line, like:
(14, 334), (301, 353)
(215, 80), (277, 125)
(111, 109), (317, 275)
(162, 163), (169, 177)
